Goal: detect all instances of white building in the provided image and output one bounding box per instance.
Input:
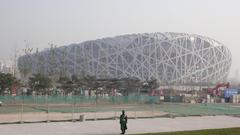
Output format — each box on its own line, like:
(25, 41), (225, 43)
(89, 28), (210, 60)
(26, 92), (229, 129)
(0, 61), (13, 74)
(18, 32), (232, 86)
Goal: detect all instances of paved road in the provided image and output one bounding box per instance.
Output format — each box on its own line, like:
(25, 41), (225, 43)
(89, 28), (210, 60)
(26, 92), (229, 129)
(0, 116), (240, 135)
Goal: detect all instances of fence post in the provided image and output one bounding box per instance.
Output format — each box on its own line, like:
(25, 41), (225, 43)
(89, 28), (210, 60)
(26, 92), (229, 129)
(152, 103), (154, 118)
(94, 100), (97, 121)
(20, 95), (24, 124)
(72, 96), (76, 122)
(114, 111), (117, 120)
(47, 95), (50, 122)
(134, 111), (137, 119)
(72, 104), (74, 121)
(20, 100), (23, 123)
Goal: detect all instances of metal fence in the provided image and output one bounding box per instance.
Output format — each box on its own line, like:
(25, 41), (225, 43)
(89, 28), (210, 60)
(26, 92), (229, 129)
(0, 95), (240, 124)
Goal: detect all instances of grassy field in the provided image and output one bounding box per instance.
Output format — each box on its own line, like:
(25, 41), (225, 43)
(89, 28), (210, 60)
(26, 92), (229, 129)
(132, 128), (240, 135)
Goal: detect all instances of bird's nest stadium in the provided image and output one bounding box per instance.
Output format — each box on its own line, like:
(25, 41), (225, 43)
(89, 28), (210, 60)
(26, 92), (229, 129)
(18, 32), (231, 86)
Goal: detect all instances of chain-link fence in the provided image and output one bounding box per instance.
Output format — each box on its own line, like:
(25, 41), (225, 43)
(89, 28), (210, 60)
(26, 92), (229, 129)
(0, 95), (240, 124)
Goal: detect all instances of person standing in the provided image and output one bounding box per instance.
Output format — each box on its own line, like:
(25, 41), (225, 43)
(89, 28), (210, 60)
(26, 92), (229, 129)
(120, 110), (128, 134)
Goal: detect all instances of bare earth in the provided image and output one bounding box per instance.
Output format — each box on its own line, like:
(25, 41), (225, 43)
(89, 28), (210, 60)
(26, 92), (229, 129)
(0, 111), (167, 123)
(0, 116), (240, 135)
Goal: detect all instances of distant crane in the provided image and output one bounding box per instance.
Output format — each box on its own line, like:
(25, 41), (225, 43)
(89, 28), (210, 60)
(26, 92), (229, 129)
(208, 82), (230, 96)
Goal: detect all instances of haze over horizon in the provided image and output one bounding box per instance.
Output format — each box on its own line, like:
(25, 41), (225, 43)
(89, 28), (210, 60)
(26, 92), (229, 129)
(0, 0), (240, 80)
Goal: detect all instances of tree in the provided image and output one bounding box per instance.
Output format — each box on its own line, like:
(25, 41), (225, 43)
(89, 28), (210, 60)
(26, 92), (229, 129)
(147, 78), (160, 90)
(82, 75), (98, 88)
(57, 75), (86, 95)
(28, 73), (52, 95)
(101, 78), (121, 94)
(0, 73), (16, 95)
(118, 77), (143, 96)
(142, 78), (160, 94)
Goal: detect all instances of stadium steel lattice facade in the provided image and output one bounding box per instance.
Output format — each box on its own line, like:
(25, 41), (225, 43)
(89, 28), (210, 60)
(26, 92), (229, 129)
(18, 32), (232, 85)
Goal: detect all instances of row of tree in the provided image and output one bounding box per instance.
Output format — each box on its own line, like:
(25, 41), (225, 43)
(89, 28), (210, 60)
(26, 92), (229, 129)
(0, 71), (160, 96)
(27, 73), (160, 96)
(0, 73), (18, 95)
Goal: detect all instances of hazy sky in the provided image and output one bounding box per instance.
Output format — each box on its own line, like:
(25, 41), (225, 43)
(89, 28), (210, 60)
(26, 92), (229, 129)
(0, 0), (240, 79)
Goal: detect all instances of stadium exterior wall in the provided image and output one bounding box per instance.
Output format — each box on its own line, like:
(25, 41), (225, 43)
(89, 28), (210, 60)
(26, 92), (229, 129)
(18, 32), (232, 85)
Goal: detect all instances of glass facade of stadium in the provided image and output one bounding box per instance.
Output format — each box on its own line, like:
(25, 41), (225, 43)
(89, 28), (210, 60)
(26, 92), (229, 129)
(18, 32), (232, 85)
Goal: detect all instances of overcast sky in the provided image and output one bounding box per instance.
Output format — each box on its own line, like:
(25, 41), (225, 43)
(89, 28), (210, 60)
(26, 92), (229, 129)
(0, 0), (239, 79)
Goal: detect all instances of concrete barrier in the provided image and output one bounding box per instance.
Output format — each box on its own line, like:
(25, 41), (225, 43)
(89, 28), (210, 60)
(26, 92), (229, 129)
(79, 115), (85, 122)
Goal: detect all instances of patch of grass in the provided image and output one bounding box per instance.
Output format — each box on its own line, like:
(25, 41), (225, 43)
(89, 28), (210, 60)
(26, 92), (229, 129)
(132, 128), (240, 135)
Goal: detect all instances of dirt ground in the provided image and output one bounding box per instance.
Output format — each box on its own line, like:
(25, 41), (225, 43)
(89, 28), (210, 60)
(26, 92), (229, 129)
(0, 110), (168, 123)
